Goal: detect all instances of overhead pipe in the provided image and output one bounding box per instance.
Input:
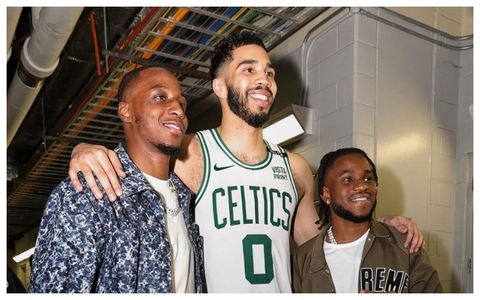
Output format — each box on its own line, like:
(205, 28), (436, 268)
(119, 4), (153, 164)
(7, 7), (84, 146)
(89, 11), (103, 76)
(31, 7), (42, 29)
(359, 8), (473, 51)
(7, 7), (23, 60)
(10, 8), (163, 195)
(300, 7), (350, 106)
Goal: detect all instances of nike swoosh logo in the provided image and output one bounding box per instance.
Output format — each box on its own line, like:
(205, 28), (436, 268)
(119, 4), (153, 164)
(213, 164), (234, 171)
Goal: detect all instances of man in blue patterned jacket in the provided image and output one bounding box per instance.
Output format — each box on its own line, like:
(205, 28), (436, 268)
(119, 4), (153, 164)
(29, 67), (204, 293)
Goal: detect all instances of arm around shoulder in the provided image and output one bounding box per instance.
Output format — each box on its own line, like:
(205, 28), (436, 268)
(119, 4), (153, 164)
(69, 143), (124, 201)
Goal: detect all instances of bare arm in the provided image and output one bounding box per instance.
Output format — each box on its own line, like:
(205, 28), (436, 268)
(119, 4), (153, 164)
(69, 134), (202, 201)
(171, 134), (204, 193)
(288, 151), (319, 246)
(69, 143), (125, 201)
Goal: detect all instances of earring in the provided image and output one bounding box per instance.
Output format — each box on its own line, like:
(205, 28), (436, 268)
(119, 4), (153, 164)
(326, 200), (330, 205)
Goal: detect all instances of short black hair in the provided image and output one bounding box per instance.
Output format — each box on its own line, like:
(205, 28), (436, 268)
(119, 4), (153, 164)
(209, 30), (267, 80)
(316, 147), (378, 228)
(116, 66), (156, 102)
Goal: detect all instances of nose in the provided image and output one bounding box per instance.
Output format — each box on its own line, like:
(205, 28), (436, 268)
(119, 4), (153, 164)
(353, 180), (369, 192)
(169, 99), (186, 120)
(255, 72), (272, 88)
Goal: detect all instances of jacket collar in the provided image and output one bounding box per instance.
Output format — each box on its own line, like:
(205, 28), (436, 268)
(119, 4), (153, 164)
(309, 225), (329, 273)
(369, 219), (391, 238)
(115, 143), (164, 197)
(309, 219), (390, 273)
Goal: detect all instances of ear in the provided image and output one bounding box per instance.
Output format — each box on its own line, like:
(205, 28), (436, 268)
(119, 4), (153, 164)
(322, 186), (331, 204)
(212, 78), (228, 99)
(118, 101), (133, 124)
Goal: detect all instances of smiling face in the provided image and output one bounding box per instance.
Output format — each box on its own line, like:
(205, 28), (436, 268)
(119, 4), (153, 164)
(322, 153), (378, 224)
(220, 44), (277, 128)
(119, 67), (188, 155)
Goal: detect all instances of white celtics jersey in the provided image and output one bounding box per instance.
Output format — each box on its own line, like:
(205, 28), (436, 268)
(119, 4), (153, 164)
(195, 128), (298, 292)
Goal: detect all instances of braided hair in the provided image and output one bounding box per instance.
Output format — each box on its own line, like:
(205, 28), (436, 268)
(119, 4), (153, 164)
(316, 147), (378, 229)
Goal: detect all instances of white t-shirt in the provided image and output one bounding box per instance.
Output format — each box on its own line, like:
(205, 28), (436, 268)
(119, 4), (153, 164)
(323, 229), (370, 293)
(143, 172), (194, 293)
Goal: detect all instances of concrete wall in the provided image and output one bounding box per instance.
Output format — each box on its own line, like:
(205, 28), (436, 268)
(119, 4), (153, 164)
(451, 48), (473, 292)
(281, 8), (473, 292)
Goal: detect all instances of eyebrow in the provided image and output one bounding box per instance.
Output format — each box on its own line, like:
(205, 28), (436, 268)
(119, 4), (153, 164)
(338, 169), (372, 176)
(149, 83), (167, 90)
(235, 59), (275, 70)
(149, 84), (186, 100)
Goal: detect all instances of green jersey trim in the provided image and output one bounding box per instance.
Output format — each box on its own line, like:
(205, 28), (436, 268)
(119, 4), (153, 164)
(195, 131), (211, 205)
(210, 128), (272, 170)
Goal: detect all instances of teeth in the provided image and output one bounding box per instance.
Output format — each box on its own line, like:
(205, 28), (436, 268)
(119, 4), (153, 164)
(352, 197), (368, 202)
(250, 93), (268, 101)
(164, 123), (181, 131)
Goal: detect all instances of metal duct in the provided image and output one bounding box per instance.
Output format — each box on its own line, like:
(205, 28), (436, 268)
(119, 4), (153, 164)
(7, 7), (84, 146)
(31, 7), (42, 29)
(7, 7), (23, 60)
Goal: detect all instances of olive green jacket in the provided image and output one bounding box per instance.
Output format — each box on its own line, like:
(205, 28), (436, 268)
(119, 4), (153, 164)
(292, 220), (443, 293)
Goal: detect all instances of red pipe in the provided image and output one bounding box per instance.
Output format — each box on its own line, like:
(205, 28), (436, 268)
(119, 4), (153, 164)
(116, 7), (160, 53)
(89, 10), (102, 76)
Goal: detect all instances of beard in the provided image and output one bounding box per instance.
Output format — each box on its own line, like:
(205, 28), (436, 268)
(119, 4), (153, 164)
(154, 143), (180, 157)
(133, 117), (181, 157)
(227, 85), (270, 128)
(330, 199), (376, 223)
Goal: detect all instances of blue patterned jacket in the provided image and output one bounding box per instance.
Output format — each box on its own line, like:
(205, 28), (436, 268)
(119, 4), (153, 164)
(29, 144), (204, 293)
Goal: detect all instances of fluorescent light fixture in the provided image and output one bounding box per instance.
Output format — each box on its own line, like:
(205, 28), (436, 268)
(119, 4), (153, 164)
(263, 114), (304, 145)
(263, 104), (315, 145)
(13, 247), (35, 263)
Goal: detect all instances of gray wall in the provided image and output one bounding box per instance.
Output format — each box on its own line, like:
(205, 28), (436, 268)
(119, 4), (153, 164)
(452, 48), (473, 292)
(283, 9), (472, 292)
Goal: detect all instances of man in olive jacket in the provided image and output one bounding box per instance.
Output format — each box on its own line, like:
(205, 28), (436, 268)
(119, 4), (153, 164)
(292, 148), (442, 293)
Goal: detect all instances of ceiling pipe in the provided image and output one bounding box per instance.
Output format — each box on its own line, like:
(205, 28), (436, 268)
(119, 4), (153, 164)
(7, 7), (23, 61)
(7, 7), (84, 146)
(31, 7), (42, 29)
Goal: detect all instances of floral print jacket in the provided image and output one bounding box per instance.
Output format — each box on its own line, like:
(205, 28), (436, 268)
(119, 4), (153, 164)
(29, 144), (204, 293)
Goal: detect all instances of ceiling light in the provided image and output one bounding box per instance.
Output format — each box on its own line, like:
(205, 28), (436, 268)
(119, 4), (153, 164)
(13, 247), (35, 263)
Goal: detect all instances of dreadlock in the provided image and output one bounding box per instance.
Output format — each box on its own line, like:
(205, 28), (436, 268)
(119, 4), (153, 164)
(316, 147), (378, 229)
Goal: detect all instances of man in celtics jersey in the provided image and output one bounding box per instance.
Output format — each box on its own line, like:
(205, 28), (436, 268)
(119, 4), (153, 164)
(68, 31), (424, 292)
